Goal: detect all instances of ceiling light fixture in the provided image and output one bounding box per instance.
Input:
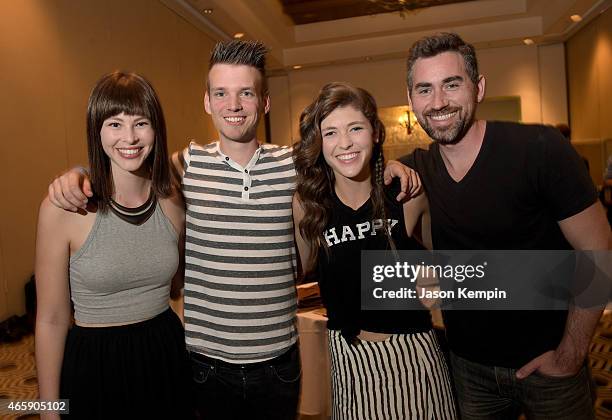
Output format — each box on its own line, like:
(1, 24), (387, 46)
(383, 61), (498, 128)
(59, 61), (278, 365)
(202, 8), (213, 14)
(233, 32), (245, 39)
(293, 65), (302, 70)
(570, 14), (582, 22)
(366, 0), (429, 18)
(523, 38), (534, 45)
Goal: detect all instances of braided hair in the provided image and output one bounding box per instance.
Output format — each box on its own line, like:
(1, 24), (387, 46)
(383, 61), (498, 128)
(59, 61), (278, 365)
(294, 82), (394, 272)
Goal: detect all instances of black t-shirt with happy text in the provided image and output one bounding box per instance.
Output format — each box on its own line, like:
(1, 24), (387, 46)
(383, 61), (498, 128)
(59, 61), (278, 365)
(317, 184), (432, 342)
(401, 121), (597, 368)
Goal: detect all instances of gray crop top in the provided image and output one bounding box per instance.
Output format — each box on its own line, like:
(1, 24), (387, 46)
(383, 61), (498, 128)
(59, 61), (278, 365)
(69, 202), (179, 324)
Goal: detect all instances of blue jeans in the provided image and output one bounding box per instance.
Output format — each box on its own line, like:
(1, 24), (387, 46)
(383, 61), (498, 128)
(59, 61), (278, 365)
(190, 344), (301, 420)
(450, 352), (595, 420)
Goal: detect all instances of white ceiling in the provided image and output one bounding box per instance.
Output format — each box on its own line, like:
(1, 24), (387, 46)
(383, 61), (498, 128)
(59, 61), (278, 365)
(162, 0), (611, 72)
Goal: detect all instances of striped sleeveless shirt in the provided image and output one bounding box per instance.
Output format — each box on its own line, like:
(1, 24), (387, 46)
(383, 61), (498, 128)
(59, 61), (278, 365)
(182, 141), (298, 363)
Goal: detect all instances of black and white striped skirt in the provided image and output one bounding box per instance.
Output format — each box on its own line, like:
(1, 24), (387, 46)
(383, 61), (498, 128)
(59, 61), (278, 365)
(328, 329), (457, 420)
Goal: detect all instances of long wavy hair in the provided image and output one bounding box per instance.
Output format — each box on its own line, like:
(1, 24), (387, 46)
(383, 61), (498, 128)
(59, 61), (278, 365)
(294, 82), (388, 272)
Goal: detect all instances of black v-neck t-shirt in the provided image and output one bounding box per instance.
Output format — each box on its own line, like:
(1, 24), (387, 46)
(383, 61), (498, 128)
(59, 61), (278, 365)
(317, 185), (432, 341)
(401, 121), (597, 368)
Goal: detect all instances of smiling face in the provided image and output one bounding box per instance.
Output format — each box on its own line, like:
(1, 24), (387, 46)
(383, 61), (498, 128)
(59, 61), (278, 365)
(100, 112), (154, 177)
(408, 51), (485, 145)
(321, 105), (376, 183)
(205, 63), (270, 144)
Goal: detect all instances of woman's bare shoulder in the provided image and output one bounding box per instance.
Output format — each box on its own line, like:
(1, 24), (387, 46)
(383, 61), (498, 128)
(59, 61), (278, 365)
(158, 187), (185, 235)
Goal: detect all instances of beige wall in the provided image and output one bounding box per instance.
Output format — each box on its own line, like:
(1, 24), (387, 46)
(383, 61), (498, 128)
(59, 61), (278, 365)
(538, 43), (568, 126)
(269, 43), (569, 145)
(268, 76), (294, 145)
(0, 0), (218, 319)
(566, 6), (612, 186)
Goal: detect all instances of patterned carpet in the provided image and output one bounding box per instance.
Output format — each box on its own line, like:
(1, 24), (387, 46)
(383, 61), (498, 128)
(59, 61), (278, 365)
(591, 311), (612, 419)
(0, 334), (39, 419)
(0, 312), (610, 419)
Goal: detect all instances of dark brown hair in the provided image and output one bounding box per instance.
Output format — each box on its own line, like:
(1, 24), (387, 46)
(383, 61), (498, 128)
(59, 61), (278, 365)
(406, 32), (479, 93)
(208, 40), (268, 94)
(86, 71), (171, 211)
(294, 82), (388, 272)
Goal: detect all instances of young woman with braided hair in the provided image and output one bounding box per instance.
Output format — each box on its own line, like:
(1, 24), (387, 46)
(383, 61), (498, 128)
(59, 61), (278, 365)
(293, 82), (457, 419)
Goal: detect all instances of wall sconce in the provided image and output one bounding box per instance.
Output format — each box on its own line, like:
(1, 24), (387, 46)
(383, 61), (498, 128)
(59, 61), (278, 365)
(398, 110), (414, 135)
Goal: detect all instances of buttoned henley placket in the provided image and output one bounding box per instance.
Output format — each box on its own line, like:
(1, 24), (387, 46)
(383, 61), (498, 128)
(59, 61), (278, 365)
(216, 146), (262, 200)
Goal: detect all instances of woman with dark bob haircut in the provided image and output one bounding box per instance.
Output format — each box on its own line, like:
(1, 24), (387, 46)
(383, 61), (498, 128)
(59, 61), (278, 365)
(293, 82), (457, 419)
(35, 71), (193, 419)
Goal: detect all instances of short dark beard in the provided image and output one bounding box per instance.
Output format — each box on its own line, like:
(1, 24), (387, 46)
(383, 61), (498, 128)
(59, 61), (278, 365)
(416, 106), (474, 145)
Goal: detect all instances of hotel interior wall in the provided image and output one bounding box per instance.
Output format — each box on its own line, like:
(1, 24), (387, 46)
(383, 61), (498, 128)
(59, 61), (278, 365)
(567, 6), (612, 186)
(0, 0), (219, 320)
(269, 43), (569, 147)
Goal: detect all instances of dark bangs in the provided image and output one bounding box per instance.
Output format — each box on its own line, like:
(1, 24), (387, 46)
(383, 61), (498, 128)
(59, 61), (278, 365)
(86, 71), (171, 211)
(94, 84), (152, 127)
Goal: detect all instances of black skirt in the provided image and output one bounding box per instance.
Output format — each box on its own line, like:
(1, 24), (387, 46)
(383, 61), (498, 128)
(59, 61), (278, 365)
(60, 308), (194, 419)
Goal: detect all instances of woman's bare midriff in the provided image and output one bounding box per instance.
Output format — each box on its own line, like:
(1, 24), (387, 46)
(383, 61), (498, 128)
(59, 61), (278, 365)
(357, 330), (392, 342)
(75, 314), (156, 328)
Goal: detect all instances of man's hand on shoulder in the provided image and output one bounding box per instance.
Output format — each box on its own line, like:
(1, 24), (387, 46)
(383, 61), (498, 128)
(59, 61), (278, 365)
(384, 160), (422, 202)
(48, 167), (92, 212)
